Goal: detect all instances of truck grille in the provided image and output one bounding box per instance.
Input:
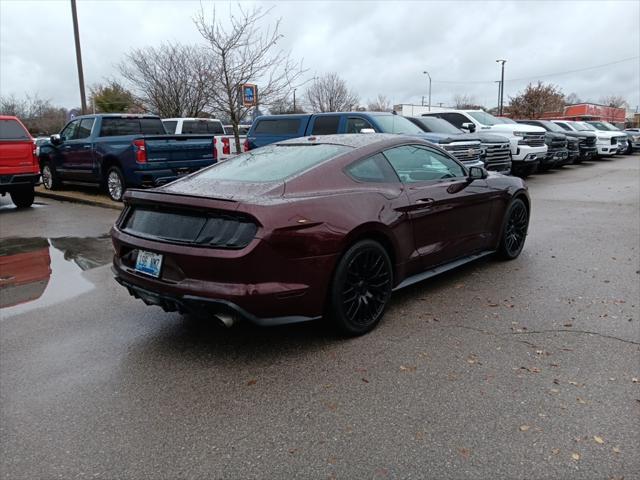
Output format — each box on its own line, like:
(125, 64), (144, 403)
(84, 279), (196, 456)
(482, 143), (511, 171)
(579, 137), (597, 147)
(611, 137), (617, 145)
(521, 133), (545, 147)
(567, 140), (579, 151)
(550, 138), (568, 149)
(442, 142), (483, 163)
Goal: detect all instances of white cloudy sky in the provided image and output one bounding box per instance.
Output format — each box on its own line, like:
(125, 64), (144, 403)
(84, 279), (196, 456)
(1, 0), (638, 110)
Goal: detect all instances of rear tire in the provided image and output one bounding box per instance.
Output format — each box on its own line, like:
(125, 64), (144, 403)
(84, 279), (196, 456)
(106, 166), (125, 202)
(327, 240), (393, 336)
(497, 198), (529, 260)
(41, 161), (61, 190)
(10, 186), (35, 208)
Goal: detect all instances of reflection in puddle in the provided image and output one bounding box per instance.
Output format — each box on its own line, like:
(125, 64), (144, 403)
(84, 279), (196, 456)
(0, 235), (113, 318)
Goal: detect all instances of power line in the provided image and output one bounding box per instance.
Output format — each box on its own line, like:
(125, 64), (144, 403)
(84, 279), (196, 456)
(432, 56), (639, 84)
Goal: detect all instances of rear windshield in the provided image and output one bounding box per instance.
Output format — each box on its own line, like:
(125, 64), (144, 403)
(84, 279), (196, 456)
(413, 117), (462, 134)
(181, 120), (224, 134)
(162, 120), (177, 134)
(99, 117), (166, 136)
(254, 118), (302, 135)
(191, 144), (351, 182)
(0, 119), (30, 140)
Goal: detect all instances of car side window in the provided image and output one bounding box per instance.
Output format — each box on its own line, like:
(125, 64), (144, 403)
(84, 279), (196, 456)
(346, 117), (374, 133)
(163, 121), (177, 134)
(556, 122), (571, 131)
(439, 113), (468, 129)
(76, 118), (95, 139)
(311, 116), (341, 135)
(383, 145), (465, 183)
(345, 153), (399, 183)
(61, 120), (80, 140)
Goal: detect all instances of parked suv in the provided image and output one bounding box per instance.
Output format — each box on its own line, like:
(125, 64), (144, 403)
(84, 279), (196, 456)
(246, 112), (485, 168)
(421, 109), (547, 177)
(624, 128), (640, 151)
(405, 116), (512, 173)
(38, 114), (217, 201)
(0, 116), (40, 208)
(513, 120), (570, 170)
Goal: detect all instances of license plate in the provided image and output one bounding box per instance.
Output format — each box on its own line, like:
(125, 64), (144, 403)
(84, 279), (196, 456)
(135, 250), (163, 278)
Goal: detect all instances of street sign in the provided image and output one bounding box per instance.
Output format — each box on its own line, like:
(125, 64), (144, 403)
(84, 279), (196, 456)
(240, 84), (258, 107)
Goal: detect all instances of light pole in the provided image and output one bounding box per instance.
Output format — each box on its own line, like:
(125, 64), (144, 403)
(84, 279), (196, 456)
(496, 59), (506, 116)
(70, 0), (87, 114)
(291, 76), (317, 112)
(423, 70), (432, 111)
(495, 80), (501, 112)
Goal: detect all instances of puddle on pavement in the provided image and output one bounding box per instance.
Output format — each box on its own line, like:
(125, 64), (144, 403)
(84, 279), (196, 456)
(0, 235), (113, 318)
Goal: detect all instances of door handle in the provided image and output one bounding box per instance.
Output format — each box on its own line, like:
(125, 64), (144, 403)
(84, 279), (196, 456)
(416, 198), (434, 204)
(82, 145), (92, 149)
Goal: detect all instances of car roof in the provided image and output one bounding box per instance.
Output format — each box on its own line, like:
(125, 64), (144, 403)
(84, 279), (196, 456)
(163, 117), (221, 121)
(277, 133), (417, 149)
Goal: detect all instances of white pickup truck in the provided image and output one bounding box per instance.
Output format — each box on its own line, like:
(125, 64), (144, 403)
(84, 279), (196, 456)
(422, 109), (547, 177)
(162, 118), (246, 161)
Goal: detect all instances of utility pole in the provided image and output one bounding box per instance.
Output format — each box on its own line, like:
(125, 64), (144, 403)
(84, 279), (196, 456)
(423, 70), (432, 111)
(71, 0), (87, 114)
(495, 80), (501, 112)
(293, 89), (296, 112)
(496, 59), (506, 116)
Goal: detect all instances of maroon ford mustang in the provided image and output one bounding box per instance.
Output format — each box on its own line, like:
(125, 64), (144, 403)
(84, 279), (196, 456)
(111, 133), (529, 335)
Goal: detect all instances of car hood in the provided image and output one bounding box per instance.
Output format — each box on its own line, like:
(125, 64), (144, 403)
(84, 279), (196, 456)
(562, 131), (596, 139)
(486, 123), (545, 134)
(471, 132), (511, 143)
(409, 132), (481, 145)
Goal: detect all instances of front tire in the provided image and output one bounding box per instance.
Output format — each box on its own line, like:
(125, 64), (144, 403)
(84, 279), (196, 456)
(41, 161), (60, 190)
(497, 198), (529, 260)
(10, 186), (35, 208)
(106, 166), (125, 202)
(327, 240), (393, 336)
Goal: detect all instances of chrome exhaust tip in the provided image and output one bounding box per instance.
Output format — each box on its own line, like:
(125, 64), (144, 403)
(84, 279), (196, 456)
(215, 313), (237, 328)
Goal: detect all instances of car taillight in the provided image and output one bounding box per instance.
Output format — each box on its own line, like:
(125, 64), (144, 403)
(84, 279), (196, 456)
(133, 139), (146, 163)
(213, 137), (218, 160)
(243, 138), (250, 152)
(222, 137), (230, 155)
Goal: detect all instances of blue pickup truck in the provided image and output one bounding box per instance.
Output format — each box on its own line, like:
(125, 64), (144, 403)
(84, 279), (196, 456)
(246, 112), (485, 168)
(38, 114), (216, 201)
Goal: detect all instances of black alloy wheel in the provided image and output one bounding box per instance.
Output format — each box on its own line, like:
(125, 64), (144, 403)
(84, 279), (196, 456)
(328, 240), (393, 336)
(498, 198), (529, 260)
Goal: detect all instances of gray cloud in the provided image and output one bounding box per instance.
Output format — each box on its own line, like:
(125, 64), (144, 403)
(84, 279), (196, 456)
(1, 0), (638, 111)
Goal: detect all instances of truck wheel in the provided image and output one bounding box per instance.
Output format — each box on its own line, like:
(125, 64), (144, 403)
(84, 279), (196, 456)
(10, 186), (35, 208)
(106, 166), (125, 202)
(41, 161), (61, 190)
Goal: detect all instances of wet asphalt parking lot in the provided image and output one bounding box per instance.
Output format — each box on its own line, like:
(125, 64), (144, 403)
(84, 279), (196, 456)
(1, 155), (639, 480)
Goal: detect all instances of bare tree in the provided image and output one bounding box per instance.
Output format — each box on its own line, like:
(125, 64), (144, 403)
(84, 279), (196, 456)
(367, 94), (391, 112)
(0, 94), (68, 135)
(453, 94), (483, 109)
(269, 96), (305, 114)
(195, 5), (305, 150)
(508, 82), (565, 119)
(565, 92), (581, 105)
(119, 42), (213, 118)
(600, 95), (628, 109)
(305, 73), (359, 113)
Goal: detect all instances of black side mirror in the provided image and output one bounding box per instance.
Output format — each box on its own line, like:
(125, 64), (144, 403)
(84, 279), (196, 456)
(468, 166), (488, 180)
(461, 122), (476, 133)
(50, 134), (63, 145)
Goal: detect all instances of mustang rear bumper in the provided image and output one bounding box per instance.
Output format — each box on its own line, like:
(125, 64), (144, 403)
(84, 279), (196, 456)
(114, 274), (321, 326)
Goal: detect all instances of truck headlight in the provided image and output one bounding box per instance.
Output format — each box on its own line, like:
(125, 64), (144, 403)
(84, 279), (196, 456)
(597, 136), (607, 142)
(512, 131), (526, 137)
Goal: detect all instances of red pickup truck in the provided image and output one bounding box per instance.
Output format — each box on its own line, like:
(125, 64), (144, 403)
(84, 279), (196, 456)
(0, 116), (40, 208)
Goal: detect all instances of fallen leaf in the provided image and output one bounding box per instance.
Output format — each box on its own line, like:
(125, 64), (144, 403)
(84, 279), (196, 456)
(361, 378), (369, 383)
(564, 323), (573, 327)
(549, 388), (560, 393)
(632, 377), (639, 383)
(400, 365), (416, 372)
(247, 379), (257, 386)
(289, 448), (298, 454)
(612, 447), (621, 454)
(488, 303), (500, 307)
(454, 283), (465, 289)
(553, 379), (560, 385)
(519, 425), (530, 432)
(571, 452), (581, 461)
(593, 436), (604, 444)
(577, 398), (586, 404)
(552, 448), (560, 455)
(327, 402), (337, 411)
(458, 447), (471, 459)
